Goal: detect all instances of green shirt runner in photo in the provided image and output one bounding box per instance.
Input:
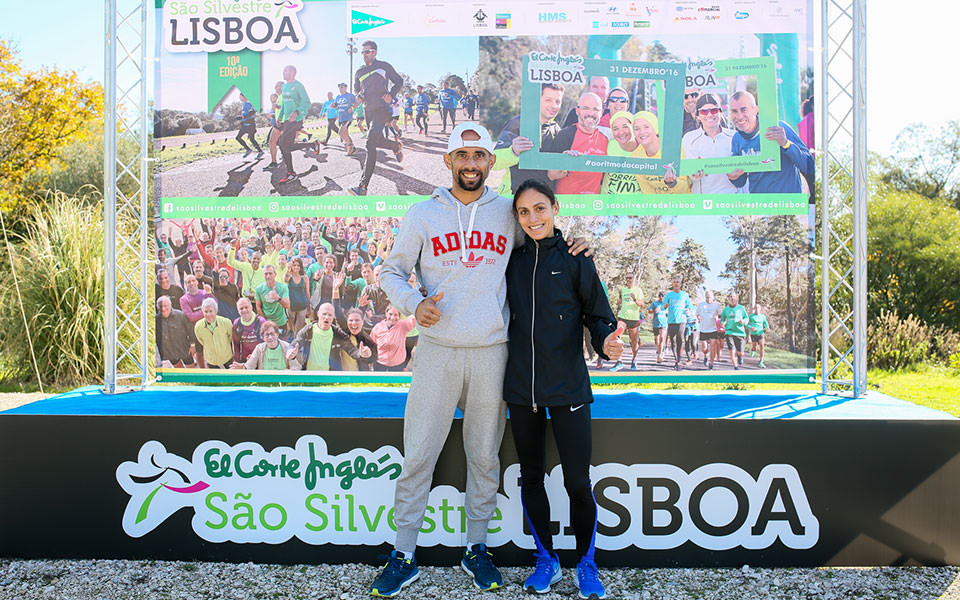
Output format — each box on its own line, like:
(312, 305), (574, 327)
(748, 313), (770, 336)
(721, 305), (749, 337)
(306, 325), (333, 371)
(262, 344), (288, 370)
(618, 286), (643, 320)
(255, 281), (290, 326)
(193, 316), (233, 366)
(279, 80), (310, 123)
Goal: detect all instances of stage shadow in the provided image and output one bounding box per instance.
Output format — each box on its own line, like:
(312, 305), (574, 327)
(214, 159), (263, 197)
(336, 149), (436, 196)
(270, 165), (319, 194)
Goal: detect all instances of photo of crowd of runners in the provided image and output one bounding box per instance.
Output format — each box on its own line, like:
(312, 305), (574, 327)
(155, 213), (813, 374)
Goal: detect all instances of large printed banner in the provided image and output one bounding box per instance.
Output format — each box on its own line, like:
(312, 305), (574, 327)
(117, 436), (818, 550)
(5, 413), (960, 566)
(153, 0), (816, 383)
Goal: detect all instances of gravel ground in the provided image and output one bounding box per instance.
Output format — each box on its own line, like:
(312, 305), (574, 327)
(0, 560), (958, 600)
(0, 392), (49, 412)
(3, 394), (959, 599)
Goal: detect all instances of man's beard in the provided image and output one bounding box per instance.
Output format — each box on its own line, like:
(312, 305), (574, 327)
(457, 170), (485, 191)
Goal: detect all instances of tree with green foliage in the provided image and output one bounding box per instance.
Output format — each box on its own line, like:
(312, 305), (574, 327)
(672, 238), (709, 293)
(721, 215), (772, 307)
(721, 215), (812, 352)
(438, 73), (467, 98)
(867, 186), (960, 331)
(766, 215), (810, 351)
(560, 215), (674, 312)
(878, 121), (960, 210)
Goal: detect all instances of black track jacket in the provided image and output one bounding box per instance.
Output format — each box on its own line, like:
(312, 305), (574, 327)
(504, 230), (617, 410)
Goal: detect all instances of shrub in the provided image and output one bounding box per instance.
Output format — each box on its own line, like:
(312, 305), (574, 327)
(931, 325), (960, 363)
(949, 352), (960, 372)
(0, 192), (140, 385)
(28, 121), (141, 201)
(867, 310), (931, 370)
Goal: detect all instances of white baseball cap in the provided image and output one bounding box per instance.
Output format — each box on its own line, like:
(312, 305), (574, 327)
(446, 122), (495, 154)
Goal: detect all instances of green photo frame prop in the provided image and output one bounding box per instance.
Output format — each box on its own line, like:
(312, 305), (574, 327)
(518, 54), (685, 175)
(678, 56), (780, 175)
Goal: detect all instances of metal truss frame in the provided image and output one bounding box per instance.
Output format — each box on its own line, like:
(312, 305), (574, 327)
(819, 0), (867, 395)
(103, 0), (868, 395)
(104, 0), (150, 392)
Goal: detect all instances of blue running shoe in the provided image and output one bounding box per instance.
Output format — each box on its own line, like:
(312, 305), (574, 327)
(369, 551), (419, 597)
(524, 551), (561, 593)
(576, 557), (606, 599)
(461, 544), (503, 591)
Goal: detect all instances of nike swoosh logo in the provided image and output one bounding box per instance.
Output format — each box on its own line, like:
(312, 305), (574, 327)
(551, 271), (562, 275)
(570, 404), (584, 412)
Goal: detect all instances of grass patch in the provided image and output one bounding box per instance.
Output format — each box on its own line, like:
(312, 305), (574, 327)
(156, 122), (362, 170)
(0, 381), (70, 394)
(758, 346), (814, 369)
(869, 365), (960, 417)
(156, 141), (246, 170)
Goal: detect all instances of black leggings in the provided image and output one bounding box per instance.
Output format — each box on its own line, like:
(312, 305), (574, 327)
(323, 118), (339, 144)
(441, 107), (456, 130)
(235, 124), (261, 152)
(508, 403), (596, 560)
(684, 328), (699, 359)
(415, 111), (428, 133)
(361, 106), (400, 187)
(278, 120), (313, 173)
(667, 322), (686, 363)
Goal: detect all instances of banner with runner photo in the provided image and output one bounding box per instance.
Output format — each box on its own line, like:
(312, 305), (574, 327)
(152, 0), (816, 383)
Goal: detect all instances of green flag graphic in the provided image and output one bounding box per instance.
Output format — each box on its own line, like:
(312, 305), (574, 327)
(351, 10), (393, 34)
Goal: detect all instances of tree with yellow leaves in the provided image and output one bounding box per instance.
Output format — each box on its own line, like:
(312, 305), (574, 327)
(0, 40), (104, 210)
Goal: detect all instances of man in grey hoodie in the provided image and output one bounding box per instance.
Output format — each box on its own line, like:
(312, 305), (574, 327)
(372, 122), (607, 596)
(370, 123), (511, 596)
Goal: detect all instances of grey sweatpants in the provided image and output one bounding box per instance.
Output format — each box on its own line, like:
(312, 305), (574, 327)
(392, 337), (508, 554)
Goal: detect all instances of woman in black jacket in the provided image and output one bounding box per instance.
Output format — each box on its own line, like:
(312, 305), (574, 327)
(504, 179), (624, 599)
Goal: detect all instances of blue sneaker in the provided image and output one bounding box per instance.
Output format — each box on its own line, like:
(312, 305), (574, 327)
(369, 550), (419, 597)
(460, 544), (503, 591)
(524, 551), (561, 593)
(576, 557), (606, 599)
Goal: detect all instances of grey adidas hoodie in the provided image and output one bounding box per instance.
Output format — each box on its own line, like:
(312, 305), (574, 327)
(380, 186), (521, 348)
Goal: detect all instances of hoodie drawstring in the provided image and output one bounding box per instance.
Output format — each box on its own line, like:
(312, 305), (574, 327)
(456, 201), (479, 263)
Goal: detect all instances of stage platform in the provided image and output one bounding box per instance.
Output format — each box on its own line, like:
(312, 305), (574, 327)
(2, 385), (959, 568)
(3, 385), (953, 420)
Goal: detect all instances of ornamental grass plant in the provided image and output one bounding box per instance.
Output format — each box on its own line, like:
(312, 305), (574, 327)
(0, 192), (142, 385)
(867, 309), (960, 370)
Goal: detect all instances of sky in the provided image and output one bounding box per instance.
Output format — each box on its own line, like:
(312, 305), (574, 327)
(0, 1), (952, 154)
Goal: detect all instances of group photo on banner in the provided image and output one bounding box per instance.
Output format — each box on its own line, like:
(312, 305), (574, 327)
(153, 1), (816, 382)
